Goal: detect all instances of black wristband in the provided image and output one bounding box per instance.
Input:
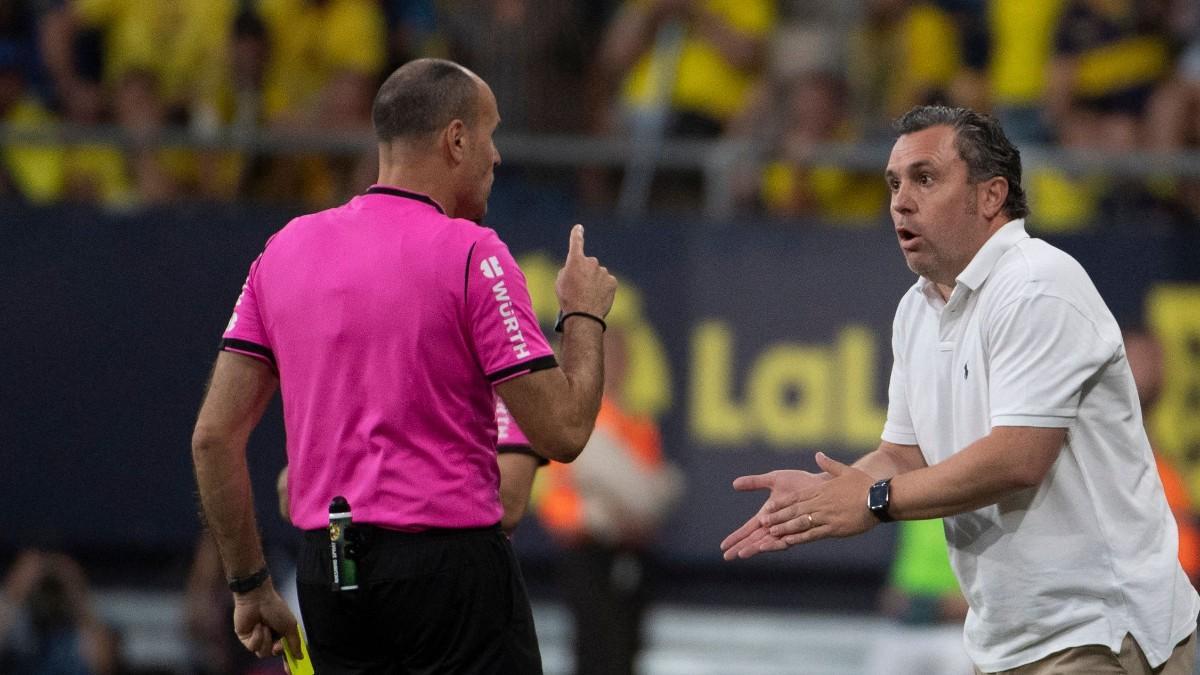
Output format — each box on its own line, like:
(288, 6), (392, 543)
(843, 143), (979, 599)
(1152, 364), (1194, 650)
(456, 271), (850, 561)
(554, 310), (607, 333)
(228, 566), (270, 594)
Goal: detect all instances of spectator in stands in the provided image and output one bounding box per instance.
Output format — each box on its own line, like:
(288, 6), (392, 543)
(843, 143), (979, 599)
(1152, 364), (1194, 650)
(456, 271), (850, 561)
(56, 81), (130, 207)
(1018, 0), (1179, 233)
(1144, 1), (1200, 226)
(39, 1), (236, 129)
(257, 0), (384, 130)
(112, 68), (179, 203)
(1047, 0), (1171, 149)
(594, 0), (775, 138)
(1146, 0), (1200, 151)
(0, 40), (63, 204)
(0, 550), (120, 675)
(984, 0), (1069, 143)
(0, 17), (135, 209)
(848, 0), (965, 131)
(582, 0), (776, 211)
(36, 1), (242, 205)
(1021, 100), (1111, 232)
(254, 0), (387, 207)
(37, 0), (104, 123)
(734, 69), (888, 223)
(221, 10), (268, 140)
(440, 0), (597, 134)
(183, 9), (272, 203)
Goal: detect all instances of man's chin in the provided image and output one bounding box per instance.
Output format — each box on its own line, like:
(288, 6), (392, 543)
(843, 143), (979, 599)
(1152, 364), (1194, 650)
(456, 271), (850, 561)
(904, 255), (929, 278)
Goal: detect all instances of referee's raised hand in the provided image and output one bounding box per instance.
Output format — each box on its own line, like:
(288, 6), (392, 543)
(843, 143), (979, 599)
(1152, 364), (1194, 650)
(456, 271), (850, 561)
(555, 224), (617, 320)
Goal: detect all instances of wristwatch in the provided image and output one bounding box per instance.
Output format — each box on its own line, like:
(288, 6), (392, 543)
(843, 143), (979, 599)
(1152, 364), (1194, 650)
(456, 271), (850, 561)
(228, 566), (270, 594)
(867, 478), (895, 522)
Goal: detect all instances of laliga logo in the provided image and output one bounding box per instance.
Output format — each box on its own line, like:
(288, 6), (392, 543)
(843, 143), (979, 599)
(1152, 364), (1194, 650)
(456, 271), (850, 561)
(480, 256), (504, 279)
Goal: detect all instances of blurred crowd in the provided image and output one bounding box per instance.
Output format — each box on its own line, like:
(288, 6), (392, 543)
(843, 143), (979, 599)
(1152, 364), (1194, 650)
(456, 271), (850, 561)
(2, 0), (1199, 223)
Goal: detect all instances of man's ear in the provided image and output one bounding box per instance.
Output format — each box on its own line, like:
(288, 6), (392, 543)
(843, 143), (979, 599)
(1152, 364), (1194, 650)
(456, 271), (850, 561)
(444, 119), (467, 164)
(980, 176), (1009, 220)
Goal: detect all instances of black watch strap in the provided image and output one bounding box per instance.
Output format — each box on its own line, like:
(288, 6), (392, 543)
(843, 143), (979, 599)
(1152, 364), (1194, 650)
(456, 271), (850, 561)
(228, 566), (270, 594)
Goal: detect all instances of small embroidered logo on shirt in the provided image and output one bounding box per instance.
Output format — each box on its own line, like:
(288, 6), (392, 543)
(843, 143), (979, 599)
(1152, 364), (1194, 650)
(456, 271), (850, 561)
(964, 363), (969, 379)
(480, 256), (504, 279)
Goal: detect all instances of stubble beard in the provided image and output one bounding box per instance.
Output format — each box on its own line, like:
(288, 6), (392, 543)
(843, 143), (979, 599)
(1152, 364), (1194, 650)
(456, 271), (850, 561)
(910, 190), (982, 282)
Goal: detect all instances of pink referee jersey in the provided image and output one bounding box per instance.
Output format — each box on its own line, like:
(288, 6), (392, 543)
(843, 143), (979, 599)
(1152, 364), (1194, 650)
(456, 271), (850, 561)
(494, 397), (531, 449)
(221, 185), (555, 531)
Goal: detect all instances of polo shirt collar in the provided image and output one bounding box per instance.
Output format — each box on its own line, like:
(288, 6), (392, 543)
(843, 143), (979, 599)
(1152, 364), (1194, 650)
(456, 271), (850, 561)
(916, 218), (1028, 304)
(955, 218), (1028, 292)
(365, 184), (446, 215)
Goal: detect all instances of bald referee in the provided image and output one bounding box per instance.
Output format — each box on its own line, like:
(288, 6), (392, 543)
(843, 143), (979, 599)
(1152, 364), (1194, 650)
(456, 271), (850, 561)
(191, 58), (616, 674)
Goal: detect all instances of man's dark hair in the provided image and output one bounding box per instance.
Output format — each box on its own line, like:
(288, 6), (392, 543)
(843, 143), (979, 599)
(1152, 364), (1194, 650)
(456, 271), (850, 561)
(893, 105), (1029, 219)
(372, 59), (479, 143)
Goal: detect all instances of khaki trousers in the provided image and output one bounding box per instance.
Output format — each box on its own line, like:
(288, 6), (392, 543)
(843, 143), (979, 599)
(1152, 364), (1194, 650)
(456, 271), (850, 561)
(977, 631), (1196, 675)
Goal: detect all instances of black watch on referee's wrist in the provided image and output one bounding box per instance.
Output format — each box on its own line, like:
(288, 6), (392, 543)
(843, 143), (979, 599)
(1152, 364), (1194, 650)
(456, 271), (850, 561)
(867, 478), (895, 523)
(228, 566), (270, 594)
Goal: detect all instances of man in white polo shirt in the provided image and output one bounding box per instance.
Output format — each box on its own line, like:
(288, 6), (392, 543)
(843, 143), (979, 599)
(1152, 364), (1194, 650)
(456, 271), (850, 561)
(721, 105), (1199, 674)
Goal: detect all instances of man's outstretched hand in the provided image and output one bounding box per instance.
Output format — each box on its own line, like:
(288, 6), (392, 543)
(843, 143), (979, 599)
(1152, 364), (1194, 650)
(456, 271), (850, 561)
(720, 467), (829, 560)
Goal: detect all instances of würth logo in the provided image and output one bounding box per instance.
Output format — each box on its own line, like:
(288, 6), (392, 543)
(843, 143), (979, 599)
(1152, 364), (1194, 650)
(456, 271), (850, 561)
(480, 256), (504, 279)
(491, 281), (531, 360)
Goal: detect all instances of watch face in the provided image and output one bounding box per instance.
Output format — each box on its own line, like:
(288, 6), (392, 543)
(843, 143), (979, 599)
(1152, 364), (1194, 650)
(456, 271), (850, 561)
(869, 479), (892, 521)
(869, 481), (889, 509)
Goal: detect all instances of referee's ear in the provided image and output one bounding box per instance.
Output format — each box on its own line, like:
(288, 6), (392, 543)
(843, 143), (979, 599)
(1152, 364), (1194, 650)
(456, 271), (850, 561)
(445, 119), (468, 164)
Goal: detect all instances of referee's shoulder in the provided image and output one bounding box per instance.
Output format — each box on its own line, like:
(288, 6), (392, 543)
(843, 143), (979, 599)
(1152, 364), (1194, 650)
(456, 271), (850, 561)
(443, 216), (510, 247)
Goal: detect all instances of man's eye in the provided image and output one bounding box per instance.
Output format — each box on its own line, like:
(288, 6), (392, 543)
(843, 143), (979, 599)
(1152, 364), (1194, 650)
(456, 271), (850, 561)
(919, 174), (933, 185)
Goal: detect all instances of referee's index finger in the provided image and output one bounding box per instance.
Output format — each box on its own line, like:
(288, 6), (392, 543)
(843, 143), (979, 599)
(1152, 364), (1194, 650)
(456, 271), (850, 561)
(568, 224), (584, 258)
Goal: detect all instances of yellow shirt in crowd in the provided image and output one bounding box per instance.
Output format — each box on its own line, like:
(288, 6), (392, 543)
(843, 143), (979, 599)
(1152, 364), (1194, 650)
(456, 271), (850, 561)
(622, 0), (776, 124)
(258, 0), (387, 121)
(73, 0), (235, 108)
(987, 0), (1067, 106)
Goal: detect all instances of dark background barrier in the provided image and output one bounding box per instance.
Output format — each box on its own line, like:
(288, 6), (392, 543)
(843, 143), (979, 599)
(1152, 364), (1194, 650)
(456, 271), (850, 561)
(3, 196), (1197, 603)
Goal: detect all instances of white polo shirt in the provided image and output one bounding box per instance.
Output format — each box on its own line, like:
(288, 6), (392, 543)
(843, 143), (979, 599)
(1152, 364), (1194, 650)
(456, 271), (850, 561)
(882, 219), (1199, 671)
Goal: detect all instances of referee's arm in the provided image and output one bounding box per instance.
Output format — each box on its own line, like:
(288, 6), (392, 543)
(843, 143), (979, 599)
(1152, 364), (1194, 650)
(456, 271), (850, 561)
(497, 315), (605, 463)
(496, 224), (615, 463)
(497, 450), (541, 534)
(192, 351), (299, 659)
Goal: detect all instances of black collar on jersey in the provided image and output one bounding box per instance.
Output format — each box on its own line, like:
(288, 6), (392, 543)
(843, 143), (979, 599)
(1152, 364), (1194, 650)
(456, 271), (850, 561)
(365, 186), (446, 215)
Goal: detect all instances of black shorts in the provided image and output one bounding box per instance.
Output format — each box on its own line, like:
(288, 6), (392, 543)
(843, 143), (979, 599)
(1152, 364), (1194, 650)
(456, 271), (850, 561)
(296, 524), (542, 675)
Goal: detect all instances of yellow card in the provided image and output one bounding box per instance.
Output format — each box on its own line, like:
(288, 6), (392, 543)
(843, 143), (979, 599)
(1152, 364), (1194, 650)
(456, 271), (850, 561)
(282, 626), (314, 675)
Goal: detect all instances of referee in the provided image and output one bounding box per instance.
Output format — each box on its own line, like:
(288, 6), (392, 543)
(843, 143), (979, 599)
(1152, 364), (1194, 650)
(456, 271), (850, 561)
(191, 58), (616, 674)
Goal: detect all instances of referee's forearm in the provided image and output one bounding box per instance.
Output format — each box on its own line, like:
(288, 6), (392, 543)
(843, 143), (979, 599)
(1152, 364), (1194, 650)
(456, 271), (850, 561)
(192, 439), (267, 580)
(552, 318), (606, 460)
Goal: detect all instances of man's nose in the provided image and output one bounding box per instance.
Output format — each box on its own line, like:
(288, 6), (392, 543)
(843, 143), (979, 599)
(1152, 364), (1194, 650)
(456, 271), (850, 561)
(892, 183), (915, 215)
